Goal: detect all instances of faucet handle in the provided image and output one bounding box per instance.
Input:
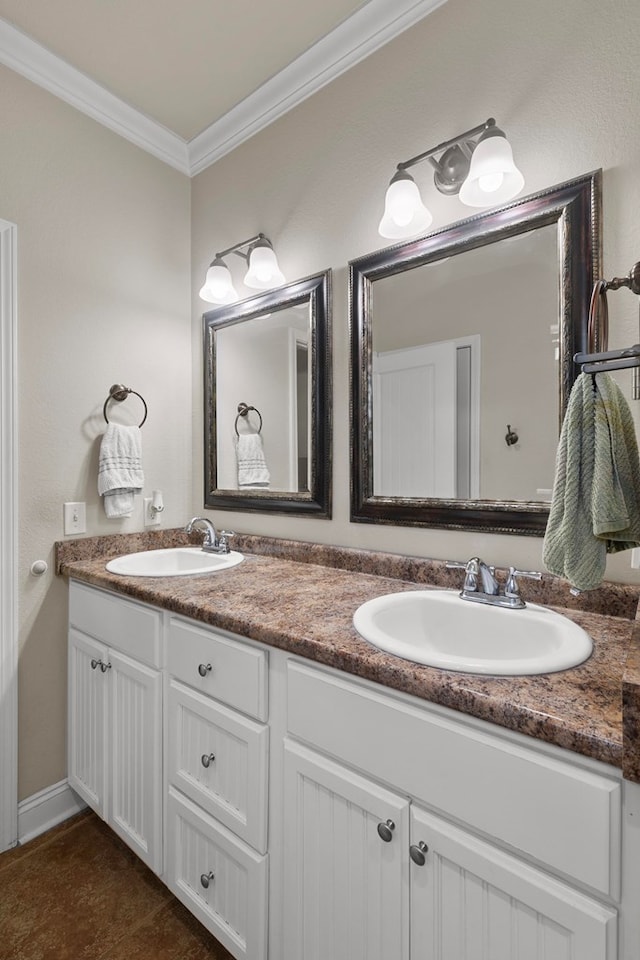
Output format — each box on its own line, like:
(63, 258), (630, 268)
(446, 558), (481, 593)
(505, 566), (542, 599)
(218, 530), (235, 553)
(445, 560), (470, 585)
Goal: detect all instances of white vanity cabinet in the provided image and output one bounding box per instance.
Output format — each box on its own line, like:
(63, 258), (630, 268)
(164, 616), (269, 960)
(67, 582), (163, 873)
(283, 660), (620, 960)
(67, 582), (637, 960)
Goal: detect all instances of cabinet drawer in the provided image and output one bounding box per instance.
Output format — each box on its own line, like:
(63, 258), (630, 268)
(168, 680), (268, 852)
(69, 581), (161, 668)
(287, 660), (621, 899)
(168, 617), (267, 721)
(166, 788), (268, 960)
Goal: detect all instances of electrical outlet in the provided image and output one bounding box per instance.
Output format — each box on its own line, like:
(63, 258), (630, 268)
(143, 497), (161, 527)
(64, 501), (86, 535)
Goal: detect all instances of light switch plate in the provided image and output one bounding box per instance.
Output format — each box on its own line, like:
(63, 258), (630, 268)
(631, 548), (640, 569)
(64, 501), (86, 535)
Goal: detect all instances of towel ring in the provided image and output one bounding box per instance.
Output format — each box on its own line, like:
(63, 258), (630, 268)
(103, 384), (148, 427)
(234, 402), (262, 437)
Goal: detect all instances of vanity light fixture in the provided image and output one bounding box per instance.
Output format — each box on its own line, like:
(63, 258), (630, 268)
(378, 118), (524, 240)
(199, 232), (286, 304)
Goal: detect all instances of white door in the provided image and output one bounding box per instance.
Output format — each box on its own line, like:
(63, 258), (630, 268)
(283, 739), (410, 960)
(410, 804), (617, 960)
(373, 340), (457, 497)
(108, 648), (162, 874)
(67, 629), (108, 817)
(0, 218), (17, 852)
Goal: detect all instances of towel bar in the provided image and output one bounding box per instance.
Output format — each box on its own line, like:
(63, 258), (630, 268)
(103, 384), (148, 427)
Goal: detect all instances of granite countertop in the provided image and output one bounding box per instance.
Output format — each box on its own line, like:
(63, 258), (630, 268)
(55, 530), (640, 782)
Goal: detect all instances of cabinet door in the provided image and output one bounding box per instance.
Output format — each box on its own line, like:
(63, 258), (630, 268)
(108, 648), (162, 874)
(410, 804), (617, 960)
(68, 629), (108, 816)
(283, 739), (409, 960)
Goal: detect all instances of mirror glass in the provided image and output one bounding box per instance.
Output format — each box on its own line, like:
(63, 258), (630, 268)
(204, 270), (331, 516)
(350, 171), (601, 534)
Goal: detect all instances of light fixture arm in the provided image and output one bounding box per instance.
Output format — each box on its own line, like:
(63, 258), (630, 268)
(396, 118), (496, 174)
(213, 232), (269, 263)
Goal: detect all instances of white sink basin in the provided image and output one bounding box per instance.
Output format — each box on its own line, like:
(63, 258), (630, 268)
(106, 547), (244, 577)
(353, 590), (593, 676)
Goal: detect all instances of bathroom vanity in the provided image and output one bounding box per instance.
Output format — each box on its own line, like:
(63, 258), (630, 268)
(59, 534), (640, 960)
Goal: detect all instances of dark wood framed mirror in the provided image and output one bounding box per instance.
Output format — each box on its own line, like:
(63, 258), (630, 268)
(349, 171), (602, 535)
(204, 270), (332, 517)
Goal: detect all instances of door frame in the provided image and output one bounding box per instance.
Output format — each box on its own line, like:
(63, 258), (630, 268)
(0, 218), (18, 851)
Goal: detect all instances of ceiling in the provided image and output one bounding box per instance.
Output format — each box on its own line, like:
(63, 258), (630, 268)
(0, 0), (446, 175)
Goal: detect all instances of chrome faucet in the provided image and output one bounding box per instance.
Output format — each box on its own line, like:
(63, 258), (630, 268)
(184, 517), (234, 555)
(446, 557), (541, 609)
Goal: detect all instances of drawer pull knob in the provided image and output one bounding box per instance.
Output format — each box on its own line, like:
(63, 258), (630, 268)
(198, 663), (212, 677)
(100, 661), (112, 673)
(409, 841), (429, 866)
(90, 658), (100, 670)
(201, 753), (216, 768)
(377, 819), (396, 843)
(200, 871), (215, 889)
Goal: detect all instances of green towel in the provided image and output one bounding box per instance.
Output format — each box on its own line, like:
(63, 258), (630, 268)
(543, 371), (640, 591)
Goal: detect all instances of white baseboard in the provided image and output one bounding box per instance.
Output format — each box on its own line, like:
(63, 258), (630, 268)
(18, 779), (87, 845)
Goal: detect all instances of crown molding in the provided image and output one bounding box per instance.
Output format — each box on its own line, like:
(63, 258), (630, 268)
(0, 19), (190, 174)
(188, 0), (447, 176)
(0, 0), (447, 179)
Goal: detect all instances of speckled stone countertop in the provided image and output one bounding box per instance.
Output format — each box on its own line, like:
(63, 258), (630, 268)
(56, 530), (640, 781)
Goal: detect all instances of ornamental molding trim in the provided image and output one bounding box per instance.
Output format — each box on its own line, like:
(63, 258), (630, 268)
(0, 0), (446, 177)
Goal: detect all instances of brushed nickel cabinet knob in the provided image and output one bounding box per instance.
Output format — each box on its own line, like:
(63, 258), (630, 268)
(200, 871), (215, 889)
(198, 663), (212, 677)
(377, 819), (396, 842)
(201, 753), (216, 768)
(409, 841), (429, 866)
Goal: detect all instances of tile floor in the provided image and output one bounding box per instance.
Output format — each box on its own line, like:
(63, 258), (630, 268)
(0, 810), (234, 960)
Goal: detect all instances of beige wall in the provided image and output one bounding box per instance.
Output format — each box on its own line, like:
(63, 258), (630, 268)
(191, 0), (640, 582)
(0, 66), (191, 799)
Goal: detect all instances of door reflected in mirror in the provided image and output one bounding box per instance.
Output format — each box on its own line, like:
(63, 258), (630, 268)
(204, 271), (331, 517)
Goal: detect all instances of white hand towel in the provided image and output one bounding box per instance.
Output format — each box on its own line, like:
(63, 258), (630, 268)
(98, 423), (144, 518)
(236, 433), (270, 488)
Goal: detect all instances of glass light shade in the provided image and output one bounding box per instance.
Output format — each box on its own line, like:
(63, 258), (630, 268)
(459, 132), (524, 208)
(378, 173), (433, 239)
(199, 260), (238, 303)
(244, 242), (286, 289)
